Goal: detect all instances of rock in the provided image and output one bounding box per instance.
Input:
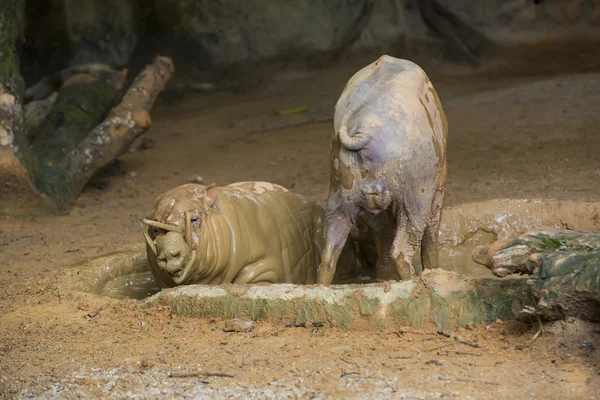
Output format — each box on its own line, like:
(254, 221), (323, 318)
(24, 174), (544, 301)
(136, 359), (152, 369)
(223, 318), (255, 333)
(186, 175), (205, 184)
(63, 0), (138, 67)
(436, 0), (600, 50)
(153, 0), (389, 69)
(24, 92), (59, 135)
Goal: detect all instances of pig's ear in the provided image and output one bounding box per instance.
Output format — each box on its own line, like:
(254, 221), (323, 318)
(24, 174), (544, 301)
(204, 196), (214, 209)
(203, 183), (217, 210)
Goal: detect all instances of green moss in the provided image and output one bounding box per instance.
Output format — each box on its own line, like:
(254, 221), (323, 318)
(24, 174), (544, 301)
(295, 300), (324, 324)
(357, 294), (379, 317)
(27, 75), (122, 208)
(0, 0), (28, 159)
(405, 296), (428, 329)
(538, 237), (567, 251)
(0, 1), (24, 81)
(430, 293), (451, 331)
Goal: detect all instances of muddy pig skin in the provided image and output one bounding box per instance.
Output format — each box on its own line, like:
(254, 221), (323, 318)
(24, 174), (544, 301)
(142, 181), (357, 287)
(317, 55), (448, 283)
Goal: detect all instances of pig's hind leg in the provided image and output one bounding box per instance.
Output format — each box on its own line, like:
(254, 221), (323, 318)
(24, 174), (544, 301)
(420, 188), (444, 271)
(390, 207), (425, 280)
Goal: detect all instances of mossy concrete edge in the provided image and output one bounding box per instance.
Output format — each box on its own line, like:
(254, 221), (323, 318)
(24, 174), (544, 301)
(138, 269), (533, 331)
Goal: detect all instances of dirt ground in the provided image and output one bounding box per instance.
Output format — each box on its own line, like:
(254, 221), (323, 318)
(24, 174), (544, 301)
(2, 54), (600, 399)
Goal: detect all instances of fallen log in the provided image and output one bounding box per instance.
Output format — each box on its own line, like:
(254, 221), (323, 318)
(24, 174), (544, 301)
(0, 0), (173, 215)
(28, 56), (173, 212)
(27, 68), (127, 206)
(473, 228), (600, 322)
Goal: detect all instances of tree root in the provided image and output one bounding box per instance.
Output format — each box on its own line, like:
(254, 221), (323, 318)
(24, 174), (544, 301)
(473, 228), (600, 322)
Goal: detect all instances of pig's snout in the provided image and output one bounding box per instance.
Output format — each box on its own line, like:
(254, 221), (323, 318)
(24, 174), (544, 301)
(156, 231), (191, 275)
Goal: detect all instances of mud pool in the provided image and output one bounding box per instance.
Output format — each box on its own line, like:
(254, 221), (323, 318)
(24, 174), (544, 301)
(59, 198), (600, 330)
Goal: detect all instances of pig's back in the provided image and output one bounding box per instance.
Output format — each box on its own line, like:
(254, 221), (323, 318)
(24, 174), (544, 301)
(216, 183), (321, 284)
(335, 55), (446, 177)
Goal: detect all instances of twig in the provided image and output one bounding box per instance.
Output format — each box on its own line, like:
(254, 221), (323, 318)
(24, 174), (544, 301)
(541, 370), (556, 381)
(528, 328), (543, 346)
(526, 311), (544, 347)
(285, 322), (325, 328)
(246, 117), (333, 134)
(451, 362), (480, 368)
(452, 334), (483, 349)
(203, 372), (236, 378)
(438, 376), (498, 386)
(389, 354), (414, 360)
(425, 343), (454, 352)
(340, 370), (360, 378)
(87, 307), (102, 318)
(441, 350), (481, 356)
(457, 338), (483, 349)
(168, 371), (235, 378)
(339, 357), (358, 365)
(391, 330), (425, 337)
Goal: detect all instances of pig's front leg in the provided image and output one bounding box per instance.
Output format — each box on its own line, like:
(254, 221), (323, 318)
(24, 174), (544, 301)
(317, 209), (353, 284)
(233, 260), (280, 284)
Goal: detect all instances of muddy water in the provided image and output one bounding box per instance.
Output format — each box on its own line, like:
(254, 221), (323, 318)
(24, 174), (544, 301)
(101, 271), (160, 300)
(64, 199), (600, 298)
(435, 199), (600, 277)
(59, 243), (155, 299)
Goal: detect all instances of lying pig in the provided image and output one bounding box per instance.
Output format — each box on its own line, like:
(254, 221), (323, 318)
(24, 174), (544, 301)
(317, 55), (448, 283)
(141, 181), (357, 287)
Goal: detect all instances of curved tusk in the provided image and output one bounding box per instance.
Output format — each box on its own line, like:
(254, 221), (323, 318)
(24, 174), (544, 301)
(142, 219), (183, 234)
(140, 223), (157, 255)
(184, 211), (192, 249)
(160, 198), (176, 223)
(178, 249), (197, 284)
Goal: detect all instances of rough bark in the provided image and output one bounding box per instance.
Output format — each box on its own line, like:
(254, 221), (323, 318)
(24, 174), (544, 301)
(473, 228), (600, 322)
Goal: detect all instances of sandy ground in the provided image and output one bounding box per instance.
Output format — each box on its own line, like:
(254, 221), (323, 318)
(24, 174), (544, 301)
(1, 55), (600, 398)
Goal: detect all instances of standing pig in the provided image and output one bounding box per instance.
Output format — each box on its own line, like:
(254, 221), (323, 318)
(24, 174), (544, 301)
(317, 55), (448, 284)
(141, 181), (357, 287)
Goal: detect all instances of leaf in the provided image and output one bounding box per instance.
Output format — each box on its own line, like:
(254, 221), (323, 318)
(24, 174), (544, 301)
(277, 105), (309, 116)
